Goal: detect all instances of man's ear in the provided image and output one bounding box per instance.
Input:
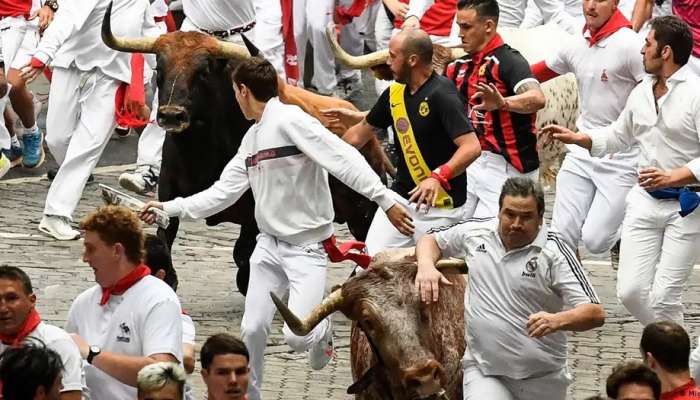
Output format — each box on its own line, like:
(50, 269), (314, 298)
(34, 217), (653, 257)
(114, 242), (126, 260)
(645, 352), (656, 368)
(201, 367), (209, 380)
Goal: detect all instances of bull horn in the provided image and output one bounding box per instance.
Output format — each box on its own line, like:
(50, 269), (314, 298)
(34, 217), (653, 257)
(270, 288), (345, 336)
(447, 45), (467, 61)
(241, 34), (261, 57)
(435, 258), (468, 274)
(216, 40), (251, 60)
(101, 2), (157, 54)
(326, 23), (388, 69)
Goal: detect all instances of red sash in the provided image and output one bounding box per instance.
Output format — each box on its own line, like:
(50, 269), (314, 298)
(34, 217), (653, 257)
(280, 0), (300, 85)
(322, 235), (371, 269)
(115, 54), (150, 129)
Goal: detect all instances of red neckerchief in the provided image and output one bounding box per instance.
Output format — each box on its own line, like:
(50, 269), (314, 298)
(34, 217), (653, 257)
(582, 9), (631, 47)
(335, 0), (371, 26)
(280, 0), (300, 85)
(470, 34), (505, 67)
(100, 264), (151, 306)
(661, 379), (700, 400)
(0, 309), (41, 346)
(115, 53), (149, 129)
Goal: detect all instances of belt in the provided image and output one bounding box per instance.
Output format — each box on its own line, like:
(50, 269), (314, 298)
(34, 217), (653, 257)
(200, 20), (256, 39)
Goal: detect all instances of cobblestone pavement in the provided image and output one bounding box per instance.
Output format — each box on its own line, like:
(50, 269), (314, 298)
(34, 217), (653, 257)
(3, 167), (700, 400)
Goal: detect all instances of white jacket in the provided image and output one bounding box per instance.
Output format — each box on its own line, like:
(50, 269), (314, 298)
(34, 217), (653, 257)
(163, 98), (397, 246)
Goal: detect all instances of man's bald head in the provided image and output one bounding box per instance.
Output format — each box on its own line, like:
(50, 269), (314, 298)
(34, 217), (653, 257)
(394, 29), (434, 66)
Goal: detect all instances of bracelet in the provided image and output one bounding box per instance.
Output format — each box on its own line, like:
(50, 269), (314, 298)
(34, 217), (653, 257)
(431, 164), (453, 191)
(44, 0), (58, 12)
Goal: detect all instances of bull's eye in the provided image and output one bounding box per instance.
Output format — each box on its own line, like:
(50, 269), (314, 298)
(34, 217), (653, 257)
(361, 319), (374, 332)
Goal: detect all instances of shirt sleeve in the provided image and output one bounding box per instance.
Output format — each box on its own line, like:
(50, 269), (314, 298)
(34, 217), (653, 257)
(285, 113), (397, 212)
(142, 299), (184, 361)
(162, 148), (250, 219)
(544, 45), (573, 76)
(547, 237), (600, 306)
(406, 0), (434, 20)
(499, 51), (539, 95)
(181, 314), (196, 345)
(588, 93), (637, 156)
(624, 35), (647, 82)
(365, 88), (393, 130)
(435, 82), (474, 141)
(686, 104), (700, 182)
(49, 337), (85, 393)
(33, 0), (101, 63)
(433, 223), (470, 259)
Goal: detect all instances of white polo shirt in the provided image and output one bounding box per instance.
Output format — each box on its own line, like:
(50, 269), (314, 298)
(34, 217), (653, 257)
(181, 313), (195, 345)
(544, 26), (646, 160)
(181, 0), (254, 31)
(0, 322), (85, 394)
(65, 276), (183, 400)
(434, 217), (600, 379)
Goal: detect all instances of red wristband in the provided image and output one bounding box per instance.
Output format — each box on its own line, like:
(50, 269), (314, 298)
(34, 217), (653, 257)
(30, 57), (46, 69)
(431, 164), (453, 191)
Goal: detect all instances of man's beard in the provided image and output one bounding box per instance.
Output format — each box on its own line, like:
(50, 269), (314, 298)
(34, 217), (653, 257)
(394, 61), (412, 84)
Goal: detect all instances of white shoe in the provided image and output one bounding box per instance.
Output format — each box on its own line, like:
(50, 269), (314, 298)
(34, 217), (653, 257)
(119, 166), (157, 197)
(309, 317), (334, 370)
(39, 215), (80, 241)
(0, 153), (10, 180)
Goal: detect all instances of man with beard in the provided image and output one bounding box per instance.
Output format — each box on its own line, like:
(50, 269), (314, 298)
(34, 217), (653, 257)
(415, 177), (605, 399)
(343, 28), (482, 255)
(543, 15), (700, 327)
(200, 334), (250, 400)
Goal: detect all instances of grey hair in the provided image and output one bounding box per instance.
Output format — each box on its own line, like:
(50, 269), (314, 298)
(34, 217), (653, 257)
(137, 362), (186, 393)
(498, 177), (545, 216)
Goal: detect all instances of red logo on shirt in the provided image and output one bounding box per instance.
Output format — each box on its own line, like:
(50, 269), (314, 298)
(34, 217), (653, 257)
(601, 69), (609, 82)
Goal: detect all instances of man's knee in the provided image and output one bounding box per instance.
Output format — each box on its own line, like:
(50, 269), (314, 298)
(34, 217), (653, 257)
(617, 280), (643, 310)
(241, 315), (271, 340)
(581, 229), (616, 254)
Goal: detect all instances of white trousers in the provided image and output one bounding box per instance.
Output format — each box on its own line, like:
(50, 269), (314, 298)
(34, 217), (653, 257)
(463, 151), (539, 219)
(551, 152), (637, 253)
(617, 186), (700, 325)
(240, 233), (331, 400)
(0, 16), (38, 73)
(365, 191), (465, 255)
(293, 0), (336, 93)
(136, 88), (165, 175)
(43, 67), (119, 219)
(254, 0), (286, 78)
(462, 352), (570, 400)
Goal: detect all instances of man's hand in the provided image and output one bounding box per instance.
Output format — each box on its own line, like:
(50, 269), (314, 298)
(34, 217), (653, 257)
(471, 83), (506, 112)
(140, 201), (164, 225)
(385, 203), (415, 237)
(30, 5), (54, 32)
(540, 124), (590, 148)
(527, 312), (563, 338)
(402, 15), (420, 30)
(408, 177), (442, 211)
(70, 334), (89, 359)
(320, 108), (366, 132)
(383, 0), (409, 19)
(415, 263), (452, 303)
(638, 167), (678, 191)
(19, 63), (43, 83)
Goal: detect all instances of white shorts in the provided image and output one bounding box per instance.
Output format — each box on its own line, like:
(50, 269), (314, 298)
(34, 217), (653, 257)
(0, 16), (39, 73)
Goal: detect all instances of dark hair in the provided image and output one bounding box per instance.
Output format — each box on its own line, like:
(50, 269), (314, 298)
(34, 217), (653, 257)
(457, 0), (500, 22)
(0, 343), (64, 399)
(145, 234), (179, 292)
(584, 396), (610, 400)
(201, 334), (249, 369)
(650, 16), (693, 65)
(401, 30), (434, 66)
(498, 177), (545, 216)
(231, 57), (278, 102)
(0, 266), (33, 295)
(606, 361), (661, 400)
(640, 321), (690, 372)
(80, 206), (145, 264)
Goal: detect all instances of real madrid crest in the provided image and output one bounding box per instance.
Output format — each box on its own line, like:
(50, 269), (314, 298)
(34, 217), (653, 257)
(525, 256), (539, 273)
(418, 99), (430, 117)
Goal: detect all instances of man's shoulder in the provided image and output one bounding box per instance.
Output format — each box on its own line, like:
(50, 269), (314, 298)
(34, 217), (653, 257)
(493, 44), (530, 66)
(543, 230), (578, 263)
(70, 285), (101, 310)
(430, 217), (496, 237)
(130, 275), (180, 302)
(33, 322), (73, 343)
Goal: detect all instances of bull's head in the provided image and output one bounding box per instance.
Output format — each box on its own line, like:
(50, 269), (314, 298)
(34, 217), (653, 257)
(271, 250), (467, 399)
(101, 2), (251, 133)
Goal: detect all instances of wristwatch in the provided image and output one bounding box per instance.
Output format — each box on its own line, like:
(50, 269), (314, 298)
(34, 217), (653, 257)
(87, 346), (101, 364)
(44, 0), (59, 12)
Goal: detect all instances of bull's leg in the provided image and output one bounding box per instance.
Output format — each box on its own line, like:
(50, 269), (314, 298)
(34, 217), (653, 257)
(233, 223), (259, 296)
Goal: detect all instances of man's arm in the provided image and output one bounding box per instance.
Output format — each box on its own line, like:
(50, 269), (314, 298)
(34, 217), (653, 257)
(527, 304), (606, 338)
(631, 0), (654, 31)
(472, 80), (546, 114)
(78, 343), (178, 387)
(49, 337), (84, 400)
(342, 118), (386, 149)
(415, 223), (470, 303)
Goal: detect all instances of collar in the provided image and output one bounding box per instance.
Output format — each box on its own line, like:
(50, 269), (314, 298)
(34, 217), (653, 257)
(582, 9), (631, 47)
(470, 34), (505, 65)
(0, 309), (41, 346)
(661, 379), (698, 400)
(667, 64), (692, 83)
(258, 97), (281, 125)
(100, 264), (151, 306)
(491, 219), (549, 254)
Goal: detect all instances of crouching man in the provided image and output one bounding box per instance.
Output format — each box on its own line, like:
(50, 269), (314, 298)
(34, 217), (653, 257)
(415, 177), (605, 400)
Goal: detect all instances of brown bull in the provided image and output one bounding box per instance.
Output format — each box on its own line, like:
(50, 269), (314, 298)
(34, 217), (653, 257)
(273, 249), (468, 399)
(101, 4), (391, 294)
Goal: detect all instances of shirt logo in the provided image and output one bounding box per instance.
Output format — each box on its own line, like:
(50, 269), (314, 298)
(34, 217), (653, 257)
(418, 100), (430, 117)
(478, 63), (487, 77)
(117, 322), (131, 343)
(475, 243), (487, 253)
(522, 256), (538, 278)
(396, 117), (410, 134)
(600, 69), (609, 82)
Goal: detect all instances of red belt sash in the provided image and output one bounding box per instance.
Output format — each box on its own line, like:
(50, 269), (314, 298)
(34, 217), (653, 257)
(321, 235), (371, 269)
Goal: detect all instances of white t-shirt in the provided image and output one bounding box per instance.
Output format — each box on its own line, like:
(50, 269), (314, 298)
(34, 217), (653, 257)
(181, 313), (195, 345)
(434, 218), (600, 379)
(0, 322), (85, 394)
(181, 0), (254, 31)
(65, 276), (183, 400)
(545, 27), (646, 159)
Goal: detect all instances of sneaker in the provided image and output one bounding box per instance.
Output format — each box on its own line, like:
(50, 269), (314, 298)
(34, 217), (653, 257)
(21, 127), (45, 169)
(332, 77), (361, 100)
(0, 153), (10, 180)
(39, 215), (80, 240)
(610, 240), (620, 270)
(47, 167), (94, 183)
(119, 166), (158, 196)
(2, 145), (23, 168)
(308, 317), (334, 370)
(115, 125), (131, 137)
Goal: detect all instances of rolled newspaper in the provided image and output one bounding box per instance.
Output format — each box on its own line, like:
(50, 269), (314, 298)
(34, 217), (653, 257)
(99, 184), (170, 229)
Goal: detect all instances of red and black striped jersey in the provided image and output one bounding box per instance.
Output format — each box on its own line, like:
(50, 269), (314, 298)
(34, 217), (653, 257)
(445, 34), (540, 173)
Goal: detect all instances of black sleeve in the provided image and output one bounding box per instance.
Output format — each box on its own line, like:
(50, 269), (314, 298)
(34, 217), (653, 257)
(435, 82), (475, 141)
(499, 49), (536, 95)
(365, 87), (393, 130)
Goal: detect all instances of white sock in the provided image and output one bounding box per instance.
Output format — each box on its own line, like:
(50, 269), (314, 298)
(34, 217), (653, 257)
(23, 123), (38, 134)
(10, 135), (20, 148)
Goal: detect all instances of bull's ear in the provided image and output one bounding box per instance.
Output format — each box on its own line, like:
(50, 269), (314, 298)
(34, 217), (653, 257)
(241, 34), (260, 57)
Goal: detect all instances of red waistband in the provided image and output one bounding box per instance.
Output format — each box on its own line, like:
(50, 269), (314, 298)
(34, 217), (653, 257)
(321, 235), (372, 269)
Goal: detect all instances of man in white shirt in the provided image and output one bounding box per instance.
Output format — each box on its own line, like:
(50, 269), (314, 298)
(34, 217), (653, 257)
(19, 0), (159, 240)
(543, 15), (700, 326)
(531, 0), (645, 266)
(141, 57), (413, 400)
(67, 206), (183, 400)
(0, 266), (83, 400)
(415, 177), (605, 400)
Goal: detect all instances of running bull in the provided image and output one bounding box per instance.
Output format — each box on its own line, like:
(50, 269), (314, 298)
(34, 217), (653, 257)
(101, 5), (391, 294)
(272, 249), (468, 399)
